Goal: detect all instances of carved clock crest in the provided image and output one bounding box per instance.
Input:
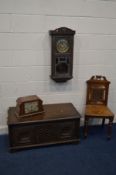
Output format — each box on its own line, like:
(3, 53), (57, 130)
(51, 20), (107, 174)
(49, 27), (75, 82)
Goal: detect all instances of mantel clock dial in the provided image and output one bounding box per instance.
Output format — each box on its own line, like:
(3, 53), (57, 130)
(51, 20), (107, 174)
(24, 101), (39, 114)
(49, 27), (75, 82)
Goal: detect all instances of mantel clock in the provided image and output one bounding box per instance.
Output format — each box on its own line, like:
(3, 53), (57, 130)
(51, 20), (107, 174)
(49, 27), (75, 82)
(16, 95), (44, 118)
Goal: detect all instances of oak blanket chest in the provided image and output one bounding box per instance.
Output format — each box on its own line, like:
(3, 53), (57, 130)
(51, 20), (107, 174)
(7, 103), (81, 151)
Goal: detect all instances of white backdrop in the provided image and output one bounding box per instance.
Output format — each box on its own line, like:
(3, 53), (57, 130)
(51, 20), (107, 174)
(0, 0), (116, 133)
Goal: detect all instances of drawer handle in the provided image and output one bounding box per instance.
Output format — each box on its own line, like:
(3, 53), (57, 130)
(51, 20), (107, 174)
(19, 137), (31, 144)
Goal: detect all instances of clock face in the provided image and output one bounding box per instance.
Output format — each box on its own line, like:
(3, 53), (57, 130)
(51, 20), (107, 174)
(56, 39), (69, 53)
(24, 101), (39, 114)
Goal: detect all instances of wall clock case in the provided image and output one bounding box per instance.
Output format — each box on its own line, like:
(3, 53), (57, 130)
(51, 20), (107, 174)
(49, 27), (75, 82)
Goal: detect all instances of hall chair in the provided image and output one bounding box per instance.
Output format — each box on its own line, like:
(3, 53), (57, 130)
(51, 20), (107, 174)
(84, 75), (114, 139)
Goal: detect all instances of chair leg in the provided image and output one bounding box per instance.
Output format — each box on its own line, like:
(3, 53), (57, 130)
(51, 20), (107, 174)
(84, 117), (89, 138)
(102, 118), (105, 127)
(107, 117), (113, 139)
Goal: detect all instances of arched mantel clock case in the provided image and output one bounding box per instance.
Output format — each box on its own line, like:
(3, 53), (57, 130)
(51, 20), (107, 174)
(49, 27), (75, 82)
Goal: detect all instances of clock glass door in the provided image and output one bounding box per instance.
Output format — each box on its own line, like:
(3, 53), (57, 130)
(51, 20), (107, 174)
(24, 102), (39, 114)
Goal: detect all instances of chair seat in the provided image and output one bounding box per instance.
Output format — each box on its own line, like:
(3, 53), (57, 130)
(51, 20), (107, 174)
(85, 105), (114, 118)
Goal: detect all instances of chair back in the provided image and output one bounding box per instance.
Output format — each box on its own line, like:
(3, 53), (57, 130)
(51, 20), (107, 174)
(86, 75), (110, 105)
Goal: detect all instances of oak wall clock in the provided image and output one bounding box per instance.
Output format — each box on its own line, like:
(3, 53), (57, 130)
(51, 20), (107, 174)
(49, 27), (75, 82)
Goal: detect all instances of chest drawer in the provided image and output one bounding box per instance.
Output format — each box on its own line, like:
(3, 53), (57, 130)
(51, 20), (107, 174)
(9, 125), (35, 147)
(35, 119), (79, 144)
